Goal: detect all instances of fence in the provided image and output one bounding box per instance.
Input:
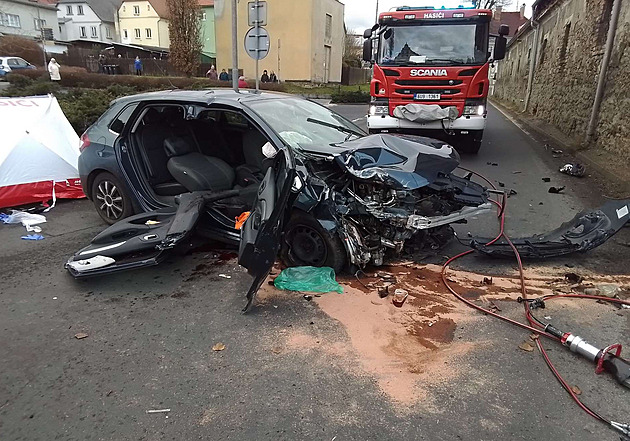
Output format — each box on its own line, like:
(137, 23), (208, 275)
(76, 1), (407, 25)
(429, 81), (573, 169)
(341, 66), (371, 85)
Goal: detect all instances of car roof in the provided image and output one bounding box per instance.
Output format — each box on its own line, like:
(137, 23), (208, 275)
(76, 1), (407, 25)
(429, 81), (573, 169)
(111, 88), (298, 108)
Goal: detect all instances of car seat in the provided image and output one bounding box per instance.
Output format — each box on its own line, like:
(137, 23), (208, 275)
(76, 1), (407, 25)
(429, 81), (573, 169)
(164, 137), (259, 216)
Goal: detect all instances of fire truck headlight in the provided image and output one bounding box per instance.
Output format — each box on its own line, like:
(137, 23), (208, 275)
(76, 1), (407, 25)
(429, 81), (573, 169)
(370, 105), (389, 116)
(464, 105), (485, 116)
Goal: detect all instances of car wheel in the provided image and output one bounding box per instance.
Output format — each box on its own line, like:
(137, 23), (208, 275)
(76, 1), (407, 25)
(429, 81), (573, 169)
(91, 172), (133, 225)
(280, 210), (347, 274)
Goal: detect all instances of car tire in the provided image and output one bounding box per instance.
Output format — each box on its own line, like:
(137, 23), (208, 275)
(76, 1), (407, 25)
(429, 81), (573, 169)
(91, 172), (133, 225)
(280, 210), (347, 274)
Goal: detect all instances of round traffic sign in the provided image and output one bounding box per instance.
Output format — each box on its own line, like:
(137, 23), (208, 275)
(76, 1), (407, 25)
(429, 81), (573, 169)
(244, 27), (270, 60)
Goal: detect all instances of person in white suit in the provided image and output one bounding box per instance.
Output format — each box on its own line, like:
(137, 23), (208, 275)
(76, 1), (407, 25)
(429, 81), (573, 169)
(48, 58), (61, 81)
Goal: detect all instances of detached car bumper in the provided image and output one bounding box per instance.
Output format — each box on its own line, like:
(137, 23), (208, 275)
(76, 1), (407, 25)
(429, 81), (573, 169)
(367, 114), (487, 132)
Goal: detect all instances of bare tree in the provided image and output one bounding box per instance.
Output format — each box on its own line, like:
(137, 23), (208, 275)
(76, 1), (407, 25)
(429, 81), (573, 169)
(474, 0), (514, 10)
(167, 0), (202, 77)
(343, 29), (363, 68)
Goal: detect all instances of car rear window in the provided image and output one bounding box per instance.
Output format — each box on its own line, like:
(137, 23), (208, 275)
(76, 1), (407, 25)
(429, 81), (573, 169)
(108, 103), (138, 135)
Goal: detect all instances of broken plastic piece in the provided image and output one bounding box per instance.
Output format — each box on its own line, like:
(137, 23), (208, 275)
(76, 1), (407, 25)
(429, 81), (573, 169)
(548, 186), (565, 194)
(392, 288), (409, 307)
(471, 199), (630, 259)
(274, 266), (343, 293)
(542, 177), (551, 182)
(559, 163), (585, 177)
(235, 211), (250, 230)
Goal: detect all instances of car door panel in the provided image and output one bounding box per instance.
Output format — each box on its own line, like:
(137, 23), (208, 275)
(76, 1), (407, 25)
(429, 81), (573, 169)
(238, 149), (299, 312)
(66, 190), (239, 278)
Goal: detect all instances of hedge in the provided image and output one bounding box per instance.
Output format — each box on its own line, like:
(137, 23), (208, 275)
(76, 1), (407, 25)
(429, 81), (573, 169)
(330, 90), (370, 104)
(8, 69), (287, 92)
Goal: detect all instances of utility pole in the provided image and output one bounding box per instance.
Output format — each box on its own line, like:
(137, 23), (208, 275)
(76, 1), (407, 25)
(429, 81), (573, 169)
(231, 0), (239, 91)
(36, 3), (47, 68)
(375, 0), (379, 23)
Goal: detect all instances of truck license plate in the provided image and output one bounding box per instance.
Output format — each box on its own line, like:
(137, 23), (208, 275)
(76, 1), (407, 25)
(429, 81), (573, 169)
(414, 93), (441, 100)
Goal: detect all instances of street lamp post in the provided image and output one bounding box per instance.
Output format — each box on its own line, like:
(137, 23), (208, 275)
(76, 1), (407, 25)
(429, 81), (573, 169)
(375, 0), (379, 23)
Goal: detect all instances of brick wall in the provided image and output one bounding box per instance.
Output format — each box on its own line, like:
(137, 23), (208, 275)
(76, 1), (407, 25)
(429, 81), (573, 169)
(493, 0), (630, 160)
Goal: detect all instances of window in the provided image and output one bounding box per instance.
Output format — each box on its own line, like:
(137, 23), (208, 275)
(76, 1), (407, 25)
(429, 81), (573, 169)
(134, 28), (141, 38)
(145, 28), (152, 38)
(325, 14), (332, 39)
(123, 29), (128, 39)
(3, 13), (21, 28)
(122, 5), (126, 12)
(80, 26), (87, 37)
(148, 5), (151, 10)
(106, 27), (112, 39)
(91, 26), (97, 38)
(133, 5), (140, 16)
(77, 5), (84, 15)
(538, 38), (547, 66)
(8, 58), (19, 66)
(66, 5), (73, 15)
(109, 104), (138, 135)
(34, 18), (46, 30)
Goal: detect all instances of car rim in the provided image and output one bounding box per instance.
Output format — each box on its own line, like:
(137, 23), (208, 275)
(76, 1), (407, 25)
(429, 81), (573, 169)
(96, 180), (124, 220)
(289, 225), (327, 266)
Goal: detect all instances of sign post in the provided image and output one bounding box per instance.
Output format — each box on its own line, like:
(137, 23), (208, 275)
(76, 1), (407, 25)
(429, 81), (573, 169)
(245, 1), (269, 92)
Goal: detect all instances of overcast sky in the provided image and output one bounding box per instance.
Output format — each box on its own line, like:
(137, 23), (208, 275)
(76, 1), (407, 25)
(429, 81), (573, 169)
(342, 0), (533, 33)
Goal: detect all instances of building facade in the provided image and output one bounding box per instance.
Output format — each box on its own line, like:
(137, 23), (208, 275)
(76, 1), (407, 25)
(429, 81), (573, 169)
(199, 0), (215, 63)
(57, 0), (120, 43)
(0, 0), (58, 41)
(493, 0), (629, 160)
(118, 0), (169, 49)
(214, 0), (345, 82)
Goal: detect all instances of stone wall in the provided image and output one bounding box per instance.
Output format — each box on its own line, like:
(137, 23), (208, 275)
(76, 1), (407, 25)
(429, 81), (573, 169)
(493, 0), (630, 160)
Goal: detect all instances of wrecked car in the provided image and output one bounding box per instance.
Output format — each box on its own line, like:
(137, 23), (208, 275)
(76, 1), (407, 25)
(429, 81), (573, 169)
(67, 90), (493, 308)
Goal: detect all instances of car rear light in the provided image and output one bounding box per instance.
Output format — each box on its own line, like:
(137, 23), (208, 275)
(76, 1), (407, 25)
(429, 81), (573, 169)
(79, 132), (91, 152)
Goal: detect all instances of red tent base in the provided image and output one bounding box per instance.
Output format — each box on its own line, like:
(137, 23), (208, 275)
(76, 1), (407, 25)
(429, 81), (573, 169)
(0, 179), (85, 209)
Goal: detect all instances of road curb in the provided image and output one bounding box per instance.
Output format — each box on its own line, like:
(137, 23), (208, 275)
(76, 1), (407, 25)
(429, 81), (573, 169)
(490, 99), (630, 194)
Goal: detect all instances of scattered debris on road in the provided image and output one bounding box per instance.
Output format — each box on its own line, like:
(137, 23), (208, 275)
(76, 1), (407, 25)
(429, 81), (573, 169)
(518, 341), (535, 352)
(392, 288), (409, 307)
(548, 186), (566, 194)
(146, 409), (171, 414)
(212, 343), (226, 351)
(74, 333), (88, 339)
(218, 274), (231, 279)
(560, 163), (586, 177)
(542, 177), (551, 182)
(274, 266), (343, 294)
(21, 234), (44, 240)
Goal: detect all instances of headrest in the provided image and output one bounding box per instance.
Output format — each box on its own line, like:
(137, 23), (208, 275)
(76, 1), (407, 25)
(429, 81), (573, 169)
(161, 106), (184, 122)
(164, 137), (194, 158)
(143, 107), (161, 125)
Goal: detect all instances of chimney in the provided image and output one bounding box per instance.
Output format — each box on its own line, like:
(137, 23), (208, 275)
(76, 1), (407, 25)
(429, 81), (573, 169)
(495, 5), (502, 21)
(520, 3), (526, 18)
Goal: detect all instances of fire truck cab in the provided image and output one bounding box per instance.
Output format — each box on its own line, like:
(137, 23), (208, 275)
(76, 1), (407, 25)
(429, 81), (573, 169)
(363, 6), (509, 153)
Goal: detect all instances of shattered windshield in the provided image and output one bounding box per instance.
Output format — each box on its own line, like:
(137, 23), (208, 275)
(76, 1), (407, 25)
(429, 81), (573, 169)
(379, 24), (489, 66)
(246, 98), (366, 150)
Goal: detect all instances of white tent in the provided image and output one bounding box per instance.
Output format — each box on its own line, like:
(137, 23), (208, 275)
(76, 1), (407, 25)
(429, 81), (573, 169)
(0, 95), (84, 208)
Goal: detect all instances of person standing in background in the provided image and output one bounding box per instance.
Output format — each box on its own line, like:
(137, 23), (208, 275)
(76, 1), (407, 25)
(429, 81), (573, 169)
(134, 56), (143, 75)
(219, 69), (229, 81)
(269, 70), (277, 83)
(260, 70), (270, 83)
(238, 76), (248, 88)
(206, 65), (218, 80)
(48, 58), (61, 81)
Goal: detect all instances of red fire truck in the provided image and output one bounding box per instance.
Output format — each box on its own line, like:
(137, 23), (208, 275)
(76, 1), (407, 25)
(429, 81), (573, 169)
(363, 6), (509, 153)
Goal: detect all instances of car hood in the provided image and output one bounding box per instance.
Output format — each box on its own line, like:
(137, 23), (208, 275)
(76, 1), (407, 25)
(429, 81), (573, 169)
(305, 134), (460, 190)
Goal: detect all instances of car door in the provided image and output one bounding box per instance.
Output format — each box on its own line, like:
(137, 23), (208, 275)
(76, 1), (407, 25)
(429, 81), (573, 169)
(238, 147), (300, 312)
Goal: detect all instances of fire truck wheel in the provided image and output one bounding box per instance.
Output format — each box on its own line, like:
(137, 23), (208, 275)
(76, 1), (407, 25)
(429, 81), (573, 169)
(460, 131), (483, 154)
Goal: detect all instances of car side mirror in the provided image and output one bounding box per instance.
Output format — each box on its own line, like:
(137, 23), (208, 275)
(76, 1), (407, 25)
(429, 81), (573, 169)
(363, 28), (372, 39)
(494, 36), (507, 61)
(363, 40), (373, 63)
(498, 24), (510, 36)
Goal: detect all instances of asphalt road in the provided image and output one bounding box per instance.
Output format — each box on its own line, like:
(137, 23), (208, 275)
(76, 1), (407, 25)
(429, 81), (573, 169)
(0, 103), (628, 441)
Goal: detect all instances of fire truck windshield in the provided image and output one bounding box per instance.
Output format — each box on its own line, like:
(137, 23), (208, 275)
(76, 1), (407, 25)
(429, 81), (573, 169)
(378, 23), (489, 66)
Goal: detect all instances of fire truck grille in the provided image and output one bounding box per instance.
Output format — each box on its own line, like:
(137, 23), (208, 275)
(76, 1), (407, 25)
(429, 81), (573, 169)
(394, 79), (463, 86)
(395, 88), (459, 96)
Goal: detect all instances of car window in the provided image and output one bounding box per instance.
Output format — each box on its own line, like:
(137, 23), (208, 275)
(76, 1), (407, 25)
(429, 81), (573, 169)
(8, 59), (19, 66)
(109, 103), (138, 135)
(224, 111), (248, 128)
(17, 58), (29, 66)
